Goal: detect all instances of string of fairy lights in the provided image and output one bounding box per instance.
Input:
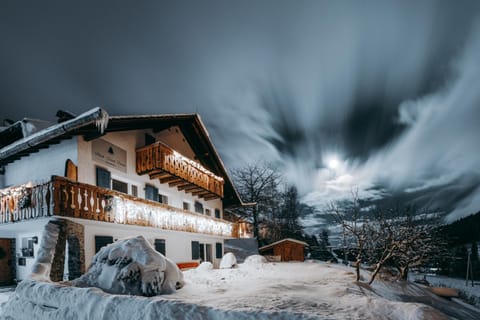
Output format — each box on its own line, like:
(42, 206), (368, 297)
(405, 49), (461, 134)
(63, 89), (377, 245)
(112, 196), (233, 237)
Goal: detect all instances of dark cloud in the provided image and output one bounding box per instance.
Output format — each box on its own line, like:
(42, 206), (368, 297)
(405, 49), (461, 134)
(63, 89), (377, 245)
(1, 0), (480, 232)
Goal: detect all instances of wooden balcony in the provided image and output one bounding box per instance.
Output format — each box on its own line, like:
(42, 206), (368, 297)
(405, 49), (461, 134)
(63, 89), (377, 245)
(0, 176), (238, 238)
(136, 141), (224, 200)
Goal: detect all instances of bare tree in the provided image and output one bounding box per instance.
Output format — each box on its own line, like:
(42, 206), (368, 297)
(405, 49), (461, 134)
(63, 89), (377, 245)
(329, 191), (372, 282)
(331, 194), (446, 284)
(232, 162), (282, 239)
(365, 209), (445, 284)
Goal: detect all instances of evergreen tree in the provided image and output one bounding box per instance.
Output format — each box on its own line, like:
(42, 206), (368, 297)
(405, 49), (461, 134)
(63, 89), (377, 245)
(319, 229), (330, 251)
(471, 241), (479, 280)
(278, 185), (304, 240)
(471, 241), (479, 262)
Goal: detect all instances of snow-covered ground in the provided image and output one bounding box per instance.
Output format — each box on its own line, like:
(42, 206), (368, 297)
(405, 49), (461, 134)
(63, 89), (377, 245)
(2, 259), (480, 320)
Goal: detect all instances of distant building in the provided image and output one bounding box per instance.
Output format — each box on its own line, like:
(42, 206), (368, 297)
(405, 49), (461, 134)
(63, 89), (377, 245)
(259, 238), (308, 262)
(0, 107), (251, 284)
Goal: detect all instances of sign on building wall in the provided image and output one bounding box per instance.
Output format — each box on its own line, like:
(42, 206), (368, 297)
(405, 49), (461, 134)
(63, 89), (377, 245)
(92, 139), (127, 172)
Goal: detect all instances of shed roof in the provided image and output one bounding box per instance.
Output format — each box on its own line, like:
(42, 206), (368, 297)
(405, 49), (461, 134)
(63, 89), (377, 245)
(258, 238), (309, 251)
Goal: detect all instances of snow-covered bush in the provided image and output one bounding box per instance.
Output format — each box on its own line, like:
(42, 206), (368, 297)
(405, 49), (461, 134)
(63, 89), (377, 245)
(219, 252), (237, 269)
(241, 255), (267, 269)
(72, 235), (184, 296)
(196, 262), (214, 272)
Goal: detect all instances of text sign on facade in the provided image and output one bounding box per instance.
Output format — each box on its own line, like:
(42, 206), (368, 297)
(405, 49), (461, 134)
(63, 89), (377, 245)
(92, 139), (127, 172)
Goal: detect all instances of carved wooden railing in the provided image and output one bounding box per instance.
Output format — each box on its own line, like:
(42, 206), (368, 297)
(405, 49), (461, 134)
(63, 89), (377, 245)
(53, 176), (114, 222)
(0, 181), (54, 224)
(136, 141), (224, 198)
(1, 176), (238, 237)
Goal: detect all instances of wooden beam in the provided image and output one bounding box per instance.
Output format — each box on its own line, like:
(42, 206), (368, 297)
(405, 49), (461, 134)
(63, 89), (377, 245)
(160, 176), (181, 184)
(150, 171), (171, 180)
(169, 180), (189, 187)
(203, 194), (220, 201)
(177, 183), (197, 191)
(192, 190), (210, 197)
(183, 186), (204, 193)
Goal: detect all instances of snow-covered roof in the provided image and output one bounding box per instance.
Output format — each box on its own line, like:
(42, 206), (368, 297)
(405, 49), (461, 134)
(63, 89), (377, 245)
(0, 107), (243, 207)
(258, 238), (308, 251)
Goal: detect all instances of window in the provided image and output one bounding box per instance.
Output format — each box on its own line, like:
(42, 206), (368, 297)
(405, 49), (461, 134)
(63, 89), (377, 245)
(191, 241), (200, 260)
(205, 209), (211, 216)
(131, 185), (138, 197)
(194, 201), (203, 214)
(215, 242), (223, 259)
(95, 236), (113, 253)
(159, 194), (168, 205)
(112, 179), (128, 194)
(195, 243), (213, 262)
(154, 239), (166, 256)
(183, 202), (190, 211)
(96, 167), (111, 189)
(214, 209), (221, 219)
(21, 237), (35, 257)
(145, 184), (159, 201)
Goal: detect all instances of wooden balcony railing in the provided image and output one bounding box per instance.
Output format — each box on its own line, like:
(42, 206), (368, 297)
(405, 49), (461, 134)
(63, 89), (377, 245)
(0, 181), (54, 224)
(1, 176), (237, 238)
(136, 141), (224, 200)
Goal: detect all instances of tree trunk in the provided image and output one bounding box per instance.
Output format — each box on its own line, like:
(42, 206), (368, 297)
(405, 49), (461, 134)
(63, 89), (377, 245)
(253, 206), (259, 239)
(356, 260), (361, 281)
(399, 265), (409, 281)
(368, 263), (382, 285)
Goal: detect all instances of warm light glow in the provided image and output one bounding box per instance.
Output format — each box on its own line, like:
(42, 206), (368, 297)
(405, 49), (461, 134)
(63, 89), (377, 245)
(112, 196), (233, 237)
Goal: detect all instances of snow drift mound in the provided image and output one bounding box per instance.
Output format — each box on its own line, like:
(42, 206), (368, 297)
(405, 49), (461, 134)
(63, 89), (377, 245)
(72, 235), (184, 296)
(219, 252), (237, 269)
(243, 254), (267, 266)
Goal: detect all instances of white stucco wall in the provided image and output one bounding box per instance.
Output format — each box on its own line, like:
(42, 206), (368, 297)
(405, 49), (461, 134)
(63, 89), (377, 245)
(80, 219), (227, 268)
(0, 219), (50, 281)
(76, 130), (223, 219)
(2, 138), (78, 187)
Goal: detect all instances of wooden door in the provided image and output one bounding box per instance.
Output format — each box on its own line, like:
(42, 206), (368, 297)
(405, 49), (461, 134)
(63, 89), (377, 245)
(0, 239), (13, 285)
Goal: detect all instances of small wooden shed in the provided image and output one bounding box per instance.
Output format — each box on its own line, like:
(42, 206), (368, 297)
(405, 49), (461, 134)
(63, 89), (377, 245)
(259, 238), (308, 262)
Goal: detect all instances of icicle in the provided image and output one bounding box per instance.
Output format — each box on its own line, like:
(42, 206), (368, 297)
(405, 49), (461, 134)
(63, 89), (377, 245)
(95, 109), (109, 134)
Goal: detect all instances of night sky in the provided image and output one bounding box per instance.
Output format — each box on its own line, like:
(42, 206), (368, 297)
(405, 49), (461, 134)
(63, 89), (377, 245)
(2, 1), (480, 233)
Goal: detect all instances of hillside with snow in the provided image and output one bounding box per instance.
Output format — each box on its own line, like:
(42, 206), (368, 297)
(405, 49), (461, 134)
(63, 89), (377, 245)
(2, 258), (480, 320)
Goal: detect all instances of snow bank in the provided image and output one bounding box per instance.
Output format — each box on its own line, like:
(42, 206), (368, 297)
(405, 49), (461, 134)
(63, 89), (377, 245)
(219, 252), (237, 269)
(195, 262), (213, 272)
(72, 235), (184, 296)
(243, 255), (267, 265)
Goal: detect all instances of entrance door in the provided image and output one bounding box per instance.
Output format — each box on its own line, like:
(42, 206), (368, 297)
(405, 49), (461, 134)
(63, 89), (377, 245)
(198, 243), (213, 263)
(205, 244), (212, 263)
(0, 239), (13, 285)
